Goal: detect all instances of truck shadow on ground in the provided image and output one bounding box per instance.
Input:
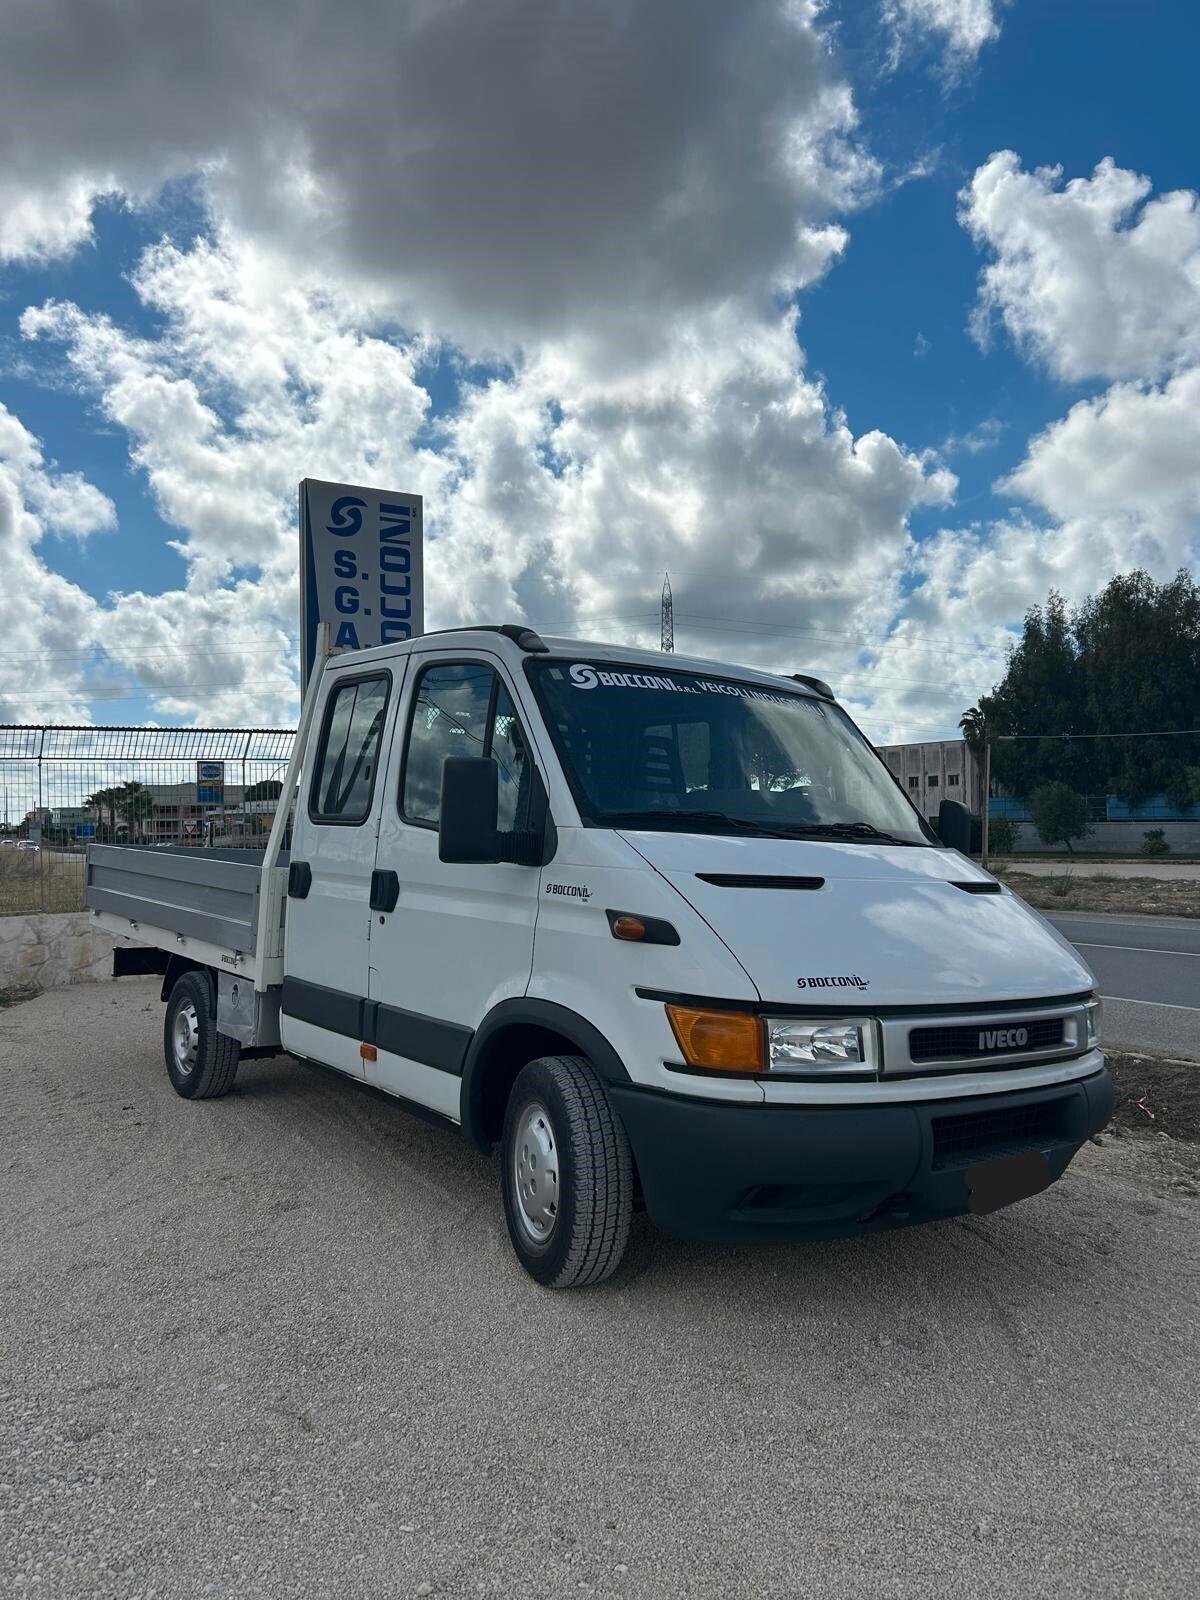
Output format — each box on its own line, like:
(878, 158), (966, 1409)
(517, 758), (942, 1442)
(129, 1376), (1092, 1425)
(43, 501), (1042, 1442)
(232, 1049), (1117, 1320)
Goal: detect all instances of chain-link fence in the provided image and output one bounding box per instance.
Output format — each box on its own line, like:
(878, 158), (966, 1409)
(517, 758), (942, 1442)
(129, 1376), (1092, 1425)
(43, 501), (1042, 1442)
(0, 725), (295, 915)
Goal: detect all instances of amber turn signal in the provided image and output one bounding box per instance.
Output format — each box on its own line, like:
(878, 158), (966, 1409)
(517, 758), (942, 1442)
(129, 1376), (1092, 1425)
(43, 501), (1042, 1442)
(665, 1005), (765, 1074)
(611, 915), (646, 941)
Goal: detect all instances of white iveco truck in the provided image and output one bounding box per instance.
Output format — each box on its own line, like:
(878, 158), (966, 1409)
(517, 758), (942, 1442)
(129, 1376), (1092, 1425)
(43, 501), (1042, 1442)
(88, 626), (1111, 1287)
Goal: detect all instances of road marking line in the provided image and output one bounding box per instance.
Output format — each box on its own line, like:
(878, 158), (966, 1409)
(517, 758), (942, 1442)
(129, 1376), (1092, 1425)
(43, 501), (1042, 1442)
(1101, 995), (1200, 1013)
(1073, 942), (1200, 958)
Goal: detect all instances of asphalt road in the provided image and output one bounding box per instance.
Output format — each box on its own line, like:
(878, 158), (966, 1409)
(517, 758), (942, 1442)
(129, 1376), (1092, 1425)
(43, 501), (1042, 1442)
(3, 979), (1199, 1599)
(1047, 913), (1200, 1058)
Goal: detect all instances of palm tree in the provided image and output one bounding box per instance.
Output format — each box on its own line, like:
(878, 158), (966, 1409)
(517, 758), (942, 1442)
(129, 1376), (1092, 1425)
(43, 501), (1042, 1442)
(959, 705), (986, 755)
(115, 782), (155, 842)
(83, 786), (120, 841)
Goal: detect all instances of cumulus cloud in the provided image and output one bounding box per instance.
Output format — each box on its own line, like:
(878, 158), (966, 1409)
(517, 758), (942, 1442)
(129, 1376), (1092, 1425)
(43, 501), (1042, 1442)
(17, 230), (958, 728)
(1002, 368), (1200, 570)
(0, 0), (873, 356)
(7, 4), (1188, 748)
(864, 153), (1200, 739)
(0, 403), (113, 722)
(962, 152), (1200, 383)
(883, 0), (1002, 71)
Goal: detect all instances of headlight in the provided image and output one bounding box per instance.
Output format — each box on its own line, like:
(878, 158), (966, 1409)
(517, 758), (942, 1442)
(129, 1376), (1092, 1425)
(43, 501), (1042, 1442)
(664, 1007), (880, 1077)
(764, 1017), (877, 1076)
(1085, 996), (1103, 1047)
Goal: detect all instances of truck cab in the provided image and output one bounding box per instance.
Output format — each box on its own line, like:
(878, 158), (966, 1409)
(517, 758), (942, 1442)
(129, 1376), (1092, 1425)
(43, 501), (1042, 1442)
(94, 625), (1111, 1287)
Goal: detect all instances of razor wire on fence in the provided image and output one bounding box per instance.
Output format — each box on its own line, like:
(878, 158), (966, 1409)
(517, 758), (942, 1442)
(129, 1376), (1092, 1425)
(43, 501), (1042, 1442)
(0, 725), (296, 915)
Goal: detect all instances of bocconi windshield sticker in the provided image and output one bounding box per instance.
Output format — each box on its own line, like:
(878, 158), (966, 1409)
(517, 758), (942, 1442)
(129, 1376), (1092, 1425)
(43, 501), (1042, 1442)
(567, 663), (809, 709)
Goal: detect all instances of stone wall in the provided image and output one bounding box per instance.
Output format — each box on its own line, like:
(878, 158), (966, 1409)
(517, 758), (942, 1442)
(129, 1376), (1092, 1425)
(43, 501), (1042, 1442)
(0, 912), (137, 999)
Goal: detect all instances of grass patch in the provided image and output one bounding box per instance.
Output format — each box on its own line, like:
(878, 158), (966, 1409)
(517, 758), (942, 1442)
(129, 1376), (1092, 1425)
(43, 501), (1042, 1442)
(999, 870), (1200, 919)
(0, 981), (41, 1008)
(0, 851), (86, 915)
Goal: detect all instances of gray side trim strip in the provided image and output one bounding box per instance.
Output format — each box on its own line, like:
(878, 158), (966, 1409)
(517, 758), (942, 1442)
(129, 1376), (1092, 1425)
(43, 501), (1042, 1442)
(281, 976), (364, 1039)
(374, 1002), (473, 1075)
(280, 977), (473, 1075)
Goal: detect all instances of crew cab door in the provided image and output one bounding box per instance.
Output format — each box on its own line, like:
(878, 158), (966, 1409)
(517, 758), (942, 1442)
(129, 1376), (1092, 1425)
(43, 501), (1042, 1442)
(367, 654), (543, 1118)
(281, 663), (401, 1077)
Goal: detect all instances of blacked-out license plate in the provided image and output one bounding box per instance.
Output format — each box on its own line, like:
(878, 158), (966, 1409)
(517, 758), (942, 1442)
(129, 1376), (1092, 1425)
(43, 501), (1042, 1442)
(965, 1150), (1051, 1214)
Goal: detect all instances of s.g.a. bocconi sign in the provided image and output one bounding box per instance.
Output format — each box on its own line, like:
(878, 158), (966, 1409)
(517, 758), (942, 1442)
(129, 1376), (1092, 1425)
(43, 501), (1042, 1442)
(299, 479), (424, 688)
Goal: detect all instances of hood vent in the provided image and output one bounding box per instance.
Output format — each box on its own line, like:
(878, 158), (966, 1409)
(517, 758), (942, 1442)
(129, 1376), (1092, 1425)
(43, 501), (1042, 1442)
(950, 881), (1002, 895)
(695, 873), (825, 890)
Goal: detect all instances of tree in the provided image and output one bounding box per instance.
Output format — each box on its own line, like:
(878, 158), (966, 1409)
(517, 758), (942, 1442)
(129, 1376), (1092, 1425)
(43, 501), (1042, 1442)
(83, 786), (120, 841)
(965, 571), (1200, 806)
(959, 705), (986, 756)
(1029, 782), (1090, 853)
(115, 782), (155, 841)
(243, 778), (283, 802)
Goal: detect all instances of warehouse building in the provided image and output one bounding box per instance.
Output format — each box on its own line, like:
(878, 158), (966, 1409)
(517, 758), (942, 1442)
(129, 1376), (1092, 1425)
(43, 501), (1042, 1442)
(875, 739), (983, 825)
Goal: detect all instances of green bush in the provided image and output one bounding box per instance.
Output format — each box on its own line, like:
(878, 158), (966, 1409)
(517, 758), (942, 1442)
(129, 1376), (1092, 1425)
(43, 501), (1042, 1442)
(1141, 828), (1170, 856)
(987, 815), (1019, 856)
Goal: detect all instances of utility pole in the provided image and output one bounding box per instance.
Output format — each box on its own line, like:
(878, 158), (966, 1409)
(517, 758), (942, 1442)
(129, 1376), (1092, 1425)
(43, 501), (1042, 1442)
(981, 728), (992, 870)
(660, 572), (674, 654)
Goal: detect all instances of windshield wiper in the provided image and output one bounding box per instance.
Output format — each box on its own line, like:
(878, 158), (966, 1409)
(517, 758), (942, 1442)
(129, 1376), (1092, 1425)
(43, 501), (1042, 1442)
(600, 809), (796, 837)
(599, 811), (921, 845)
(765, 821), (918, 847)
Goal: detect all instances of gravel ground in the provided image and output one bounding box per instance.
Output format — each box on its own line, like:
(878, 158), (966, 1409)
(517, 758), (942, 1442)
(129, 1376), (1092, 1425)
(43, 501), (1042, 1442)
(2, 979), (1198, 1600)
(1000, 862), (1200, 880)
(1001, 872), (1200, 919)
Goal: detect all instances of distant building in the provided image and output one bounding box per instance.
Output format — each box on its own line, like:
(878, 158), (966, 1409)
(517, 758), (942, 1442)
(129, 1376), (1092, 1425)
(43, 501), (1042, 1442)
(83, 783), (277, 845)
(875, 738), (982, 823)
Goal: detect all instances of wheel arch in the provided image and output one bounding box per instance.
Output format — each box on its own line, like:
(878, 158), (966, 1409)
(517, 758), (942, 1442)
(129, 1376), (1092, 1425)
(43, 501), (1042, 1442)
(460, 999), (631, 1152)
(160, 955), (215, 1009)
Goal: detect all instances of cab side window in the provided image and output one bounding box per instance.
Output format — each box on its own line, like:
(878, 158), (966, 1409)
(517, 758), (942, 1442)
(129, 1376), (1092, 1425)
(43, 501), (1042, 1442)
(402, 663), (495, 824)
(401, 663), (533, 830)
(310, 674), (390, 822)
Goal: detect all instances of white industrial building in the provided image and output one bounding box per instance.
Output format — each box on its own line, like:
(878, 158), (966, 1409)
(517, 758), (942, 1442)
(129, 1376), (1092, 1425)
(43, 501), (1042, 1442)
(875, 739), (983, 824)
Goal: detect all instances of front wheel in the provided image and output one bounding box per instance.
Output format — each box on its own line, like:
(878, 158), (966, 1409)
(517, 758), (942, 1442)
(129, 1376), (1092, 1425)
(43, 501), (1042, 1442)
(163, 971), (240, 1099)
(501, 1055), (634, 1288)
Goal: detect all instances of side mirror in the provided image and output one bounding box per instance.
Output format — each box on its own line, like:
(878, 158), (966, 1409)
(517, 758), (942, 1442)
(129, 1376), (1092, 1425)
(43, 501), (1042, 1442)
(439, 757), (499, 863)
(936, 798), (972, 855)
(438, 757), (551, 867)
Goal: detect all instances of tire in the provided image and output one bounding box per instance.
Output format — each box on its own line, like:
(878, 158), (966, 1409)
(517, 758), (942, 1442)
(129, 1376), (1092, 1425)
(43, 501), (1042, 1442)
(163, 971), (240, 1100)
(501, 1054), (634, 1288)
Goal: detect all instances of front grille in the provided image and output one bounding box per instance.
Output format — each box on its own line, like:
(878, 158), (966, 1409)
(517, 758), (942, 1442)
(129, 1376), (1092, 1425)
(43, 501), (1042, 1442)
(931, 1098), (1068, 1170)
(909, 1016), (1064, 1063)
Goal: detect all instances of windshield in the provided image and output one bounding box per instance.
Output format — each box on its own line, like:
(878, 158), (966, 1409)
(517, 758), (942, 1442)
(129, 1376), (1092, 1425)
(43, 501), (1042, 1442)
(528, 660), (934, 844)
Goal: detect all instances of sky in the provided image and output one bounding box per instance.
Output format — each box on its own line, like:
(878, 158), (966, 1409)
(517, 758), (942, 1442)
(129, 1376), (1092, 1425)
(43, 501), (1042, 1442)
(0, 0), (1197, 743)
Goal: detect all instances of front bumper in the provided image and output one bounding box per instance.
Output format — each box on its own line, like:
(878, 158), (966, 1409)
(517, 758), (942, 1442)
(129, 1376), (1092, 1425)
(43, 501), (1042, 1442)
(608, 1060), (1113, 1245)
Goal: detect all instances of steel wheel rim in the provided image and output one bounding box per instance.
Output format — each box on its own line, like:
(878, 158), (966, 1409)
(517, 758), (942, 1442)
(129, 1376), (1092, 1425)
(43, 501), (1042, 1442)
(172, 1001), (199, 1077)
(512, 1100), (560, 1246)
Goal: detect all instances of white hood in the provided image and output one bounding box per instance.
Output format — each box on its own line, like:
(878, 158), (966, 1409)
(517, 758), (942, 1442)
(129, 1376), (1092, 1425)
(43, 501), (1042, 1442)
(617, 832), (1095, 1008)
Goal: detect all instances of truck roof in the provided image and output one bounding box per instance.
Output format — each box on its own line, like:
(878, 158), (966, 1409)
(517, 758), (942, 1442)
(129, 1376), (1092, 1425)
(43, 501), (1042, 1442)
(324, 625), (831, 699)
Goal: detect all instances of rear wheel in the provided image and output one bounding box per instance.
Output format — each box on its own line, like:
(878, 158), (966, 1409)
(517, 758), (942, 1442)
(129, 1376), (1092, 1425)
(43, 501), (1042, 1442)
(163, 971), (240, 1099)
(501, 1055), (633, 1288)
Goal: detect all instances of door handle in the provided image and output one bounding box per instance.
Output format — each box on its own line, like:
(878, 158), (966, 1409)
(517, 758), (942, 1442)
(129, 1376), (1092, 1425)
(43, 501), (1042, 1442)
(370, 868), (400, 913)
(287, 860), (312, 899)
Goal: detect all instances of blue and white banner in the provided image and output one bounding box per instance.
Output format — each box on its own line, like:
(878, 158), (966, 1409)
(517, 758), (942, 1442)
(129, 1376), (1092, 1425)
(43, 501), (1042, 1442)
(299, 479), (424, 689)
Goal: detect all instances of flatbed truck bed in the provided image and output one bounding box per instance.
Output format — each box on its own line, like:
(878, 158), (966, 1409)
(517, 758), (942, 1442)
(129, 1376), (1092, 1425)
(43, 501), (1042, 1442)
(87, 843), (289, 990)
